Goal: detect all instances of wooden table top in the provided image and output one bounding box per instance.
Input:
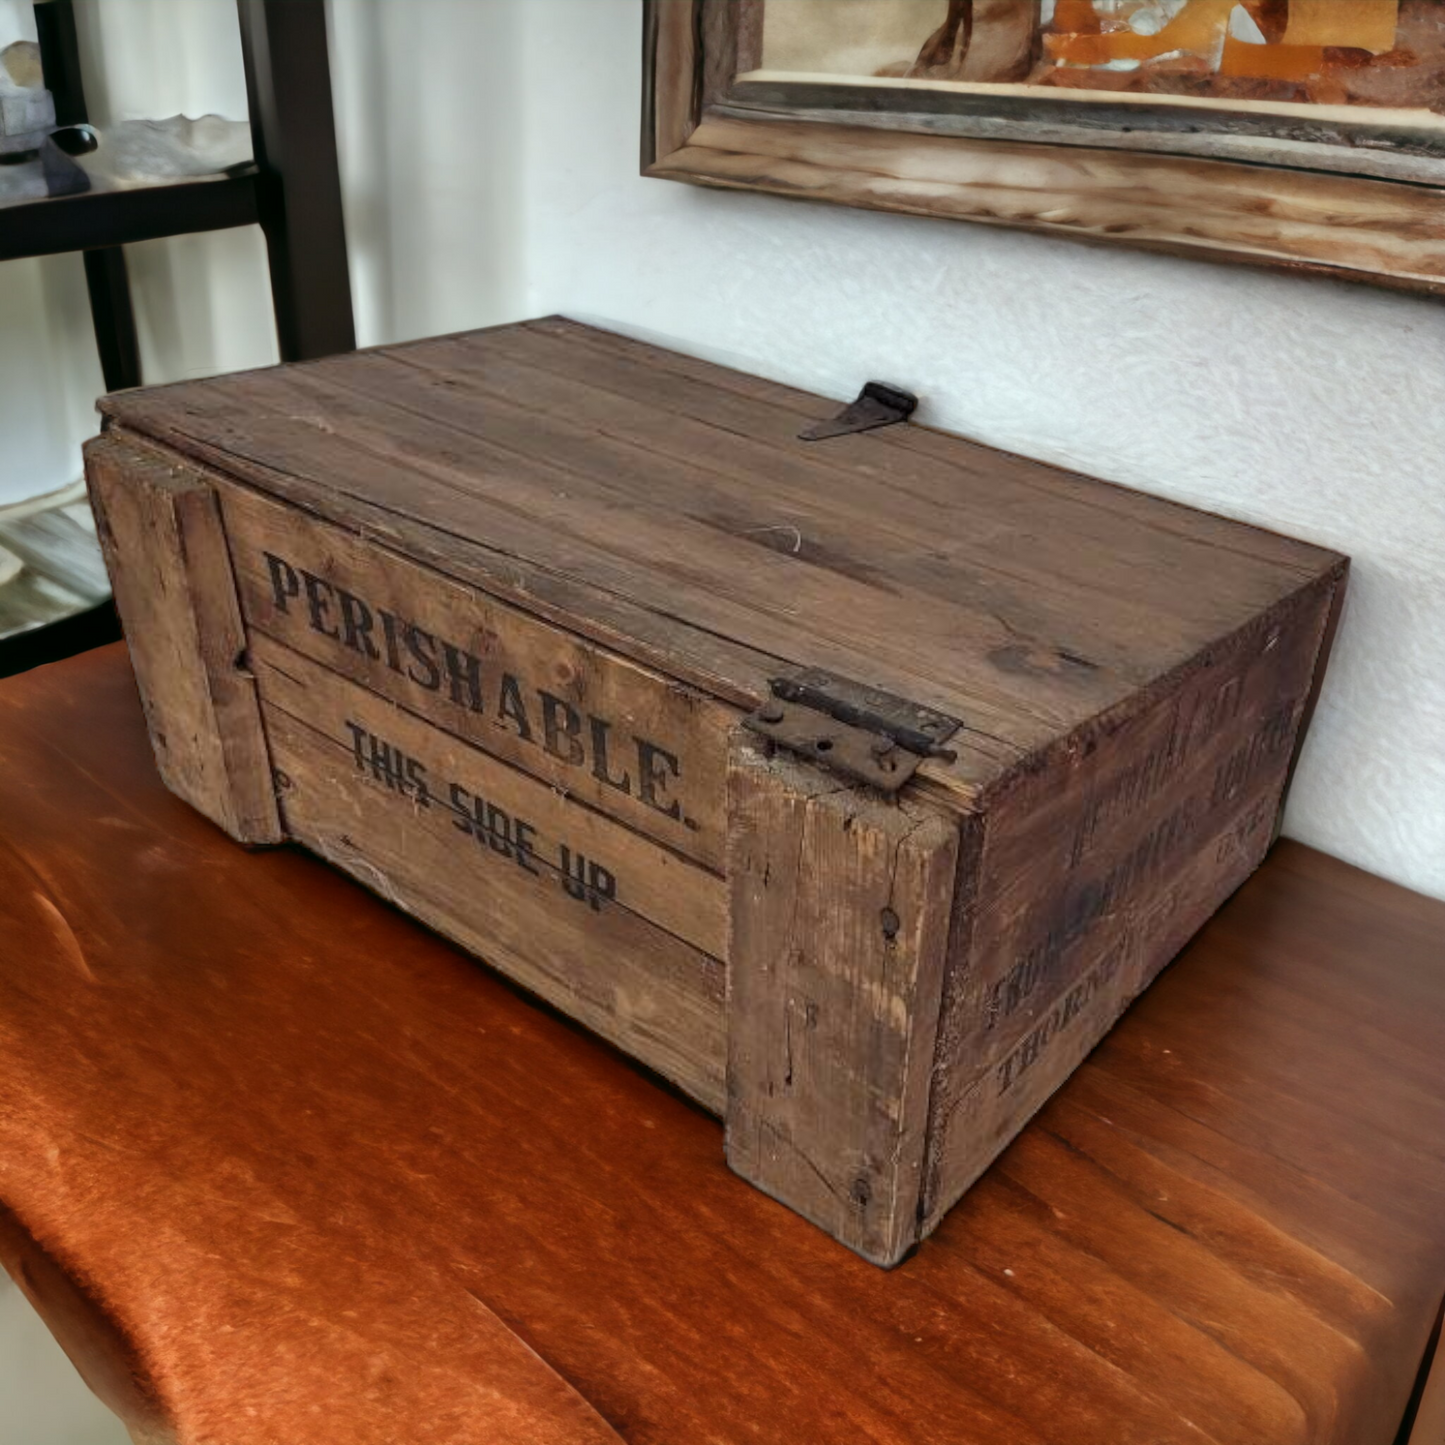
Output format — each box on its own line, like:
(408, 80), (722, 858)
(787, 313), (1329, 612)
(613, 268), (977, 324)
(1, 643), (1443, 1445)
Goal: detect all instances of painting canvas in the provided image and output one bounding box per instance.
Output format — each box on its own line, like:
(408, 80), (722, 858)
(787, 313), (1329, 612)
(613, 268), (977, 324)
(757, 1), (1445, 114)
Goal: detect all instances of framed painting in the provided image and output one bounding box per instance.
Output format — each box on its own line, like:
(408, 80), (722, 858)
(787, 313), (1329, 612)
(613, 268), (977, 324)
(642, 1), (1445, 293)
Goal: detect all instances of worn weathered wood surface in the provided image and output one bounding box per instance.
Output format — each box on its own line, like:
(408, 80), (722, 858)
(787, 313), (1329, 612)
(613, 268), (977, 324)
(920, 560), (1344, 1233)
(90, 317), (1349, 1264)
(1, 644), (1443, 1444)
(262, 685), (726, 1112)
(250, 633), (727, 960)
(722, 76), (1445, 187)
(85, 432), (280, 844)
(727, 735), (964, 1265)
(651, 113), (1445, 294)
(99, 316), (1336, 801)
(224, 483), (734, 870)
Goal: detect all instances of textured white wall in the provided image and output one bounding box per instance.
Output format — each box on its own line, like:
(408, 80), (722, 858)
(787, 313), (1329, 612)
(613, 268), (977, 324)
(516, 0), (1445, 901)
(329, 0), (528, 348)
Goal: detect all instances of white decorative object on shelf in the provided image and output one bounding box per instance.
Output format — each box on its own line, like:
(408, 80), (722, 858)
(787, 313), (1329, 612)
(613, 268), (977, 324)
(0, 40), (54, 156)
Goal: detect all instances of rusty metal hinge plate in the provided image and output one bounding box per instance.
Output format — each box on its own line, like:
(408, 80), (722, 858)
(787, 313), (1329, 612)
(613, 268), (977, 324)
(798, 381), (918, 441)
(743, 668), (961, 794)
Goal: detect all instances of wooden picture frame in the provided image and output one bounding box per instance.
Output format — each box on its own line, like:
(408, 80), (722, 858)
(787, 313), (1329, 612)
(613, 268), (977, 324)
(642, 0), (1445, 295)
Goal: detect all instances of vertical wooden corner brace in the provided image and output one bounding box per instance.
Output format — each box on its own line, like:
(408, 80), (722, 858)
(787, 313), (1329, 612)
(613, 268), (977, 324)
(725, 734), (960, 1267)
(85, 433), (283, 846)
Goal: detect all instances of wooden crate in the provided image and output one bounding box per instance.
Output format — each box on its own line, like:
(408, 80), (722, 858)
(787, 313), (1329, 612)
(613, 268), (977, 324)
(85, 318), (1347, 1267)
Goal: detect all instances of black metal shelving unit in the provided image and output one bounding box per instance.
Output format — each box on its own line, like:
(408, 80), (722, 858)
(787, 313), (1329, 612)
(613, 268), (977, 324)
(0, 0), (355, 675)
(13, 0), (355, 390)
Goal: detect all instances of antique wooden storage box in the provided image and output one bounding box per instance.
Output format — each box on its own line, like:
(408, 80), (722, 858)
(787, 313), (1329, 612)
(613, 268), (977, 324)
(85, 318), (1346, 1266)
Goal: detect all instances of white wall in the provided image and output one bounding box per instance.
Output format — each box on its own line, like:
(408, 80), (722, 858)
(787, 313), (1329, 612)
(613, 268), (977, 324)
(514, 0), (1445, 902)
(329, 0), (528, 348)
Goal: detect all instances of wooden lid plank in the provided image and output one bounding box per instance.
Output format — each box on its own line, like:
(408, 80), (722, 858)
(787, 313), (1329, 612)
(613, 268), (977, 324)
(99, 317), (1344, 790)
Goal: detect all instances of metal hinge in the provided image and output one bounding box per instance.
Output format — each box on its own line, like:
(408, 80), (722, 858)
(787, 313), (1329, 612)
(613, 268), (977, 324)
(798, 381), (918, 441)
(744, 668), (961, 794)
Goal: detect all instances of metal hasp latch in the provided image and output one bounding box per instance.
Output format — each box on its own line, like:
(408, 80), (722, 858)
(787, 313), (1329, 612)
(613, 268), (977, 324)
(798, 381), (918, 441)
(744, 668), (961, 795)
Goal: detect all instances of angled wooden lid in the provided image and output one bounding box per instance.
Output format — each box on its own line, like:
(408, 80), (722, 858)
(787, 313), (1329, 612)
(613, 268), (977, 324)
(99, 316), (1344, 794)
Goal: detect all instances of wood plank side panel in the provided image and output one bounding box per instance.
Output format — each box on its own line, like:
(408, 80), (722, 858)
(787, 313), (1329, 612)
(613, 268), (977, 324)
(249, 633), (727, 960)
(265, 703), (727, 1112)
(651, 115), (1445, 294)
(921, 567), (1345, 1230)
(726, 736), (963, 1266)
(83, 432), (281, 844)
(220, 482), (735, 871)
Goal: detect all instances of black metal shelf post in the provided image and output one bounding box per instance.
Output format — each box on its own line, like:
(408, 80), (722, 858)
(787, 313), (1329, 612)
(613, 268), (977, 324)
(34, 0), (141, 392)
(237, 0), (355, 362)
(11, 0), (353, 383)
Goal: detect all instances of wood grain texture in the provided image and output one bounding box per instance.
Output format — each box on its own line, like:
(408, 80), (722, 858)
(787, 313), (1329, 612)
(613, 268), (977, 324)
(90, 319), (1350, 1264)
(1, 644), (1443, 1444)
(390, 325), (1312, 673)
(721, 76), (1445, 187)
(83, 431), (281, 844)
(97, 317), (1342, 805)
(921, 562), (1346, 1228)
(224, 482), (734, 870)
(264, 698), (726, 1112)
(726, 735), (964, 1265)
(103, 408), (784, 722)
(649, 112), (1445, 294)
(651, 0), (1445, 292)
(250, 633), (727, 959)
(643, 0), (699, 168)
(90, 319), (1350, 1267)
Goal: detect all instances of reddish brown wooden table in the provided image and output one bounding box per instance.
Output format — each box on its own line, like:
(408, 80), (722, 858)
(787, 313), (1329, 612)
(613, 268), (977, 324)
(2, 643), (1443, 1445)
